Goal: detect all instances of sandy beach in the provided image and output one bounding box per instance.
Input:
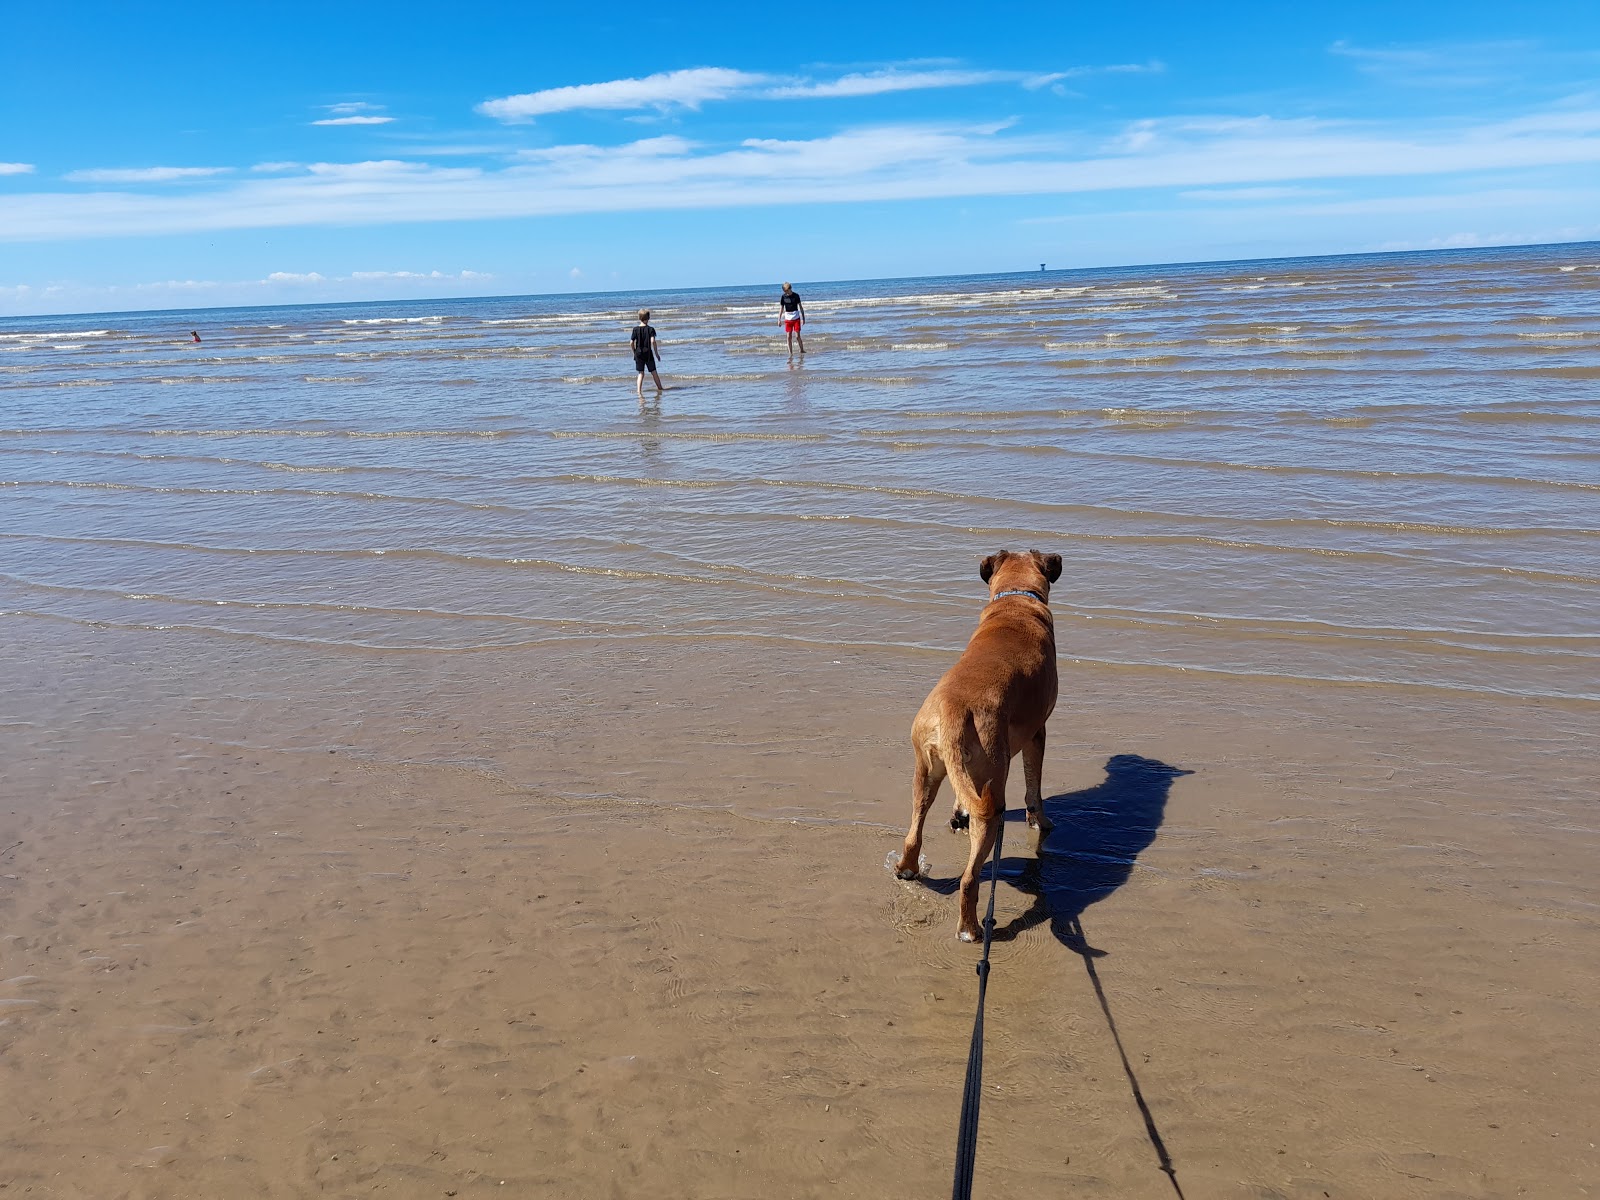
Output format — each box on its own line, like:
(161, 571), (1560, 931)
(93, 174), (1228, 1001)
(4, 618), (1597, 1198)
(4, 248), (1598, 1196)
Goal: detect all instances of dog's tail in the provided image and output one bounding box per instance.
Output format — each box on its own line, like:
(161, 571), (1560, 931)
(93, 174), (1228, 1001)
(947, 711), (1005, 831)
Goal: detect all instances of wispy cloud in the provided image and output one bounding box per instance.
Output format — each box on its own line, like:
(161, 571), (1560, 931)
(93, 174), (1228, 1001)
(11, 105), (1600, 241)
(1180, 185), (1335, 201)
(515, 135), (697, 162)
(350, 268), (492, 280)
(479, 68), (767, 121)
(265, 267), (491, 283)
(1373, 223), (1600, 252)
(64, 166), (233, 183)
(1037, 60), (1166, 88)
(0, 162), (35, 176)
(0, 268), (499, 315)
(478, 62), (1143, 121)
(313, 101), (395, 126)
(764, 69), (1022, 99)
(1329, 39), (1554, 89)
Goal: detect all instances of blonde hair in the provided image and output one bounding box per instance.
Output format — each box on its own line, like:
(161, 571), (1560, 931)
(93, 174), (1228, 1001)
(638, 309), (650, 321)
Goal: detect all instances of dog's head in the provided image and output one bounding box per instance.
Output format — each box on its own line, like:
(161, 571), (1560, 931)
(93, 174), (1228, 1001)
(979, 548), (1062, 599)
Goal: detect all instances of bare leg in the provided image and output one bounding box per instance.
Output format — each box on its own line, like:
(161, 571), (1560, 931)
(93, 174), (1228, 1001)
(896, 753), (944, 878)
(1022, 728), (1050, 832)
(650, 368), (664, 392)
(636, 371), (645, 399)
(797, 329), (805, 355)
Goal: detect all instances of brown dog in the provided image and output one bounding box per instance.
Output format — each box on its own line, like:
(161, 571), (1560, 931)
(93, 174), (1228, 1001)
(894, 549), (1062, 940)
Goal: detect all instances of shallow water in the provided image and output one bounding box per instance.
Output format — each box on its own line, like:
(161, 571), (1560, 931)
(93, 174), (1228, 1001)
(3, 243), (1598, 706)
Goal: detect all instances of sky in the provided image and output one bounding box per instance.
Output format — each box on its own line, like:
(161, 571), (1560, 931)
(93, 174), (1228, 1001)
(2, 0), (1598, 316)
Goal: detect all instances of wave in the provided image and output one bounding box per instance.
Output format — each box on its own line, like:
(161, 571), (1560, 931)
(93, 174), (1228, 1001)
(542, 472), (1600, 537)
(0, 479), (522, 512)
(340, 316), (450, 325)
(6, 605), (1594, 702)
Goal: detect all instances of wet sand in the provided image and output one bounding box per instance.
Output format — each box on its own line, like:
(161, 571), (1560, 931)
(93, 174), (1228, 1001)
(4, 622), (1597, 1198)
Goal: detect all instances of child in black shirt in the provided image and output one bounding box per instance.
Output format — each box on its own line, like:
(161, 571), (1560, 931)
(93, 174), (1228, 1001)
(630, 309), (664, 399)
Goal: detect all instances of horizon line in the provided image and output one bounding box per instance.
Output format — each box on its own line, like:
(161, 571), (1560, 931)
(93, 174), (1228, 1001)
(5, 236), (1595, 323)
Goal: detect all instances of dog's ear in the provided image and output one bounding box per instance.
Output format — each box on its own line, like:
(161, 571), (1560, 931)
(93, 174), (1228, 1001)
(1036, 551), (1062, 583)
(979, 552), (1002, 583)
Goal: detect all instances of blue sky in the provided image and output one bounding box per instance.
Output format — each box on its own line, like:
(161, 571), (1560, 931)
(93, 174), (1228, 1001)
(2, 1), (1598, 315)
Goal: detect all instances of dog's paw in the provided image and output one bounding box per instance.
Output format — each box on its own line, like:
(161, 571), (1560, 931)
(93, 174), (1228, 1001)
(957, 928), (980, 943)
(885, 850), (931, 880)
(1025, 808), (1052, 833)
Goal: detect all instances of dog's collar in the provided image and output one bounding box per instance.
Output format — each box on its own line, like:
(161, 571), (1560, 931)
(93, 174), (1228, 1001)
(989, 588), (1046, 604)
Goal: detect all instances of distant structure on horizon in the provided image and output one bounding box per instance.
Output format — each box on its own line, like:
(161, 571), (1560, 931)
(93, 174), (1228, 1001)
(1040, 263), (1046, 271)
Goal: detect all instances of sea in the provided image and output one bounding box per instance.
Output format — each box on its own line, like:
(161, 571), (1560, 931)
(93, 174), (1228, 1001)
(4, 242), (1598, 706)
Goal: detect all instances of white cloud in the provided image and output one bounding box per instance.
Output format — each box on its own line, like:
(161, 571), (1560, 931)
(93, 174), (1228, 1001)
(312, 115), (396, 126)
(479, 68), (767, 121)
(7, 105), (1600, 242)
(1271, 186), (1592, 218)
(515, 135), (697, 162)
(64, 166), (233, 183)
(0, 269), (501, 315)
(1037, 61), (1165, 86)
(1328, 39), (1561, 89)
(763, 69), (1018, 99)
(251, 161), (302, 173)
(348, 269), (492, 280)
(1373, 223), (1600, 251)
(388, 142), (518, 157)
(1097, 61), (1166, 76)
(326, 102), (384, 115)
(477, 61), (1134, 120)
(297, 160), (484, 182)
(0, 162), (35, 175)
(1181, 186), (1335, 201)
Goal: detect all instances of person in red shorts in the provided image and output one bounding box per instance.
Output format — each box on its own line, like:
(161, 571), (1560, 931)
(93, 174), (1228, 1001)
(778, 281), (806, 359)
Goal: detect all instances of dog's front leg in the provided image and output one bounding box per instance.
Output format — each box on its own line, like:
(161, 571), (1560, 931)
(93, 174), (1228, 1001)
(1022, 728), (1051, 833)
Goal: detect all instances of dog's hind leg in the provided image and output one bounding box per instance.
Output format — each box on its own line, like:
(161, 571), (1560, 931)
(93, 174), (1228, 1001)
(895, 750), (945, 879)
(957, 782), (1004, 942)
(1022, 727), (1051, 833)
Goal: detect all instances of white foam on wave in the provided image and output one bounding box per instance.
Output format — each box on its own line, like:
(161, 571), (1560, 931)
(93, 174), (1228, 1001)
(0, 329), (114, 341)
(481, 312), (630, 327)
(339, 316), (449, 325)
(1103, 285), (1172, 298)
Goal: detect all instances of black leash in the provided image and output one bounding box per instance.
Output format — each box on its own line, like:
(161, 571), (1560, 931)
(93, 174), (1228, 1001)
(951, 815), (1005, 1200)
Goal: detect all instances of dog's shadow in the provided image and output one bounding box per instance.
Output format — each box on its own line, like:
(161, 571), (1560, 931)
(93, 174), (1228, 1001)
(918, 754), (1190, 951)
(915, 753), (1194, 1199)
